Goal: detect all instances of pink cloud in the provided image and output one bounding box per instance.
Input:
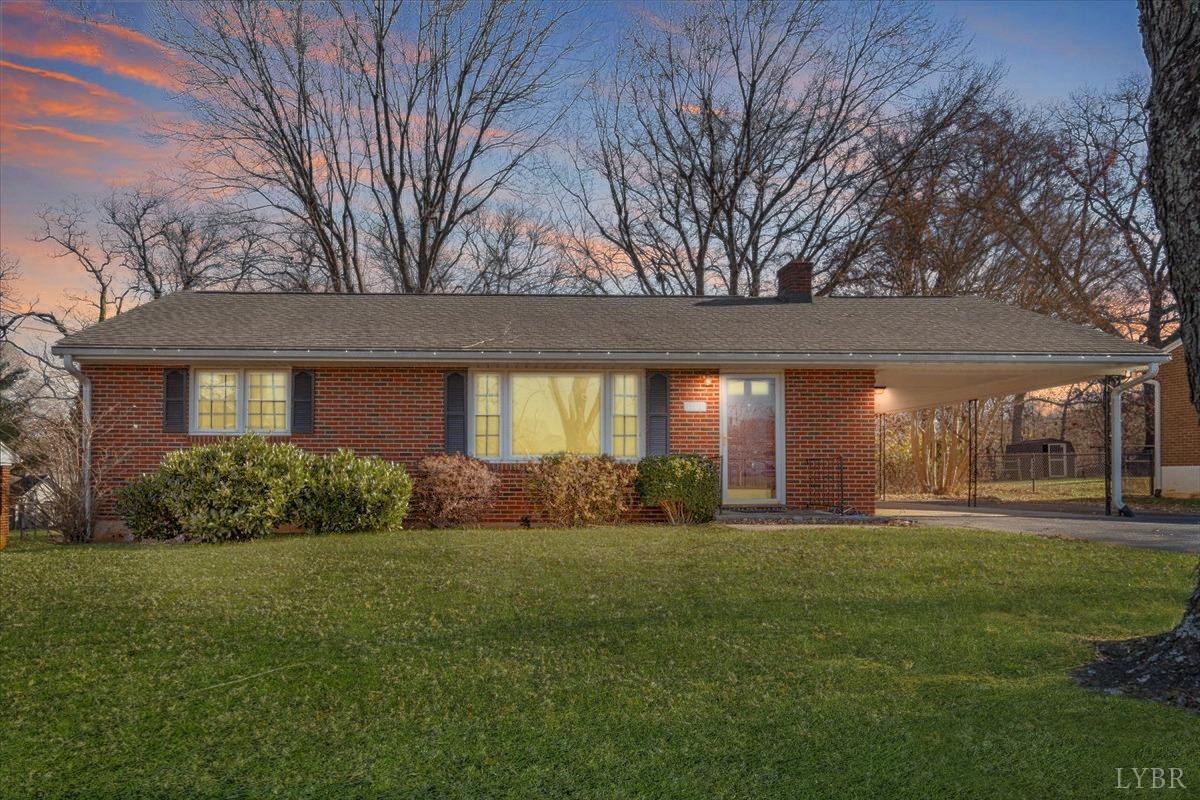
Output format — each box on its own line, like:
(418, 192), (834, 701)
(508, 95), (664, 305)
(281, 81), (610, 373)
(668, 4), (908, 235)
(0, 59), (139, 123)
(0, 119), (169, 180)
(0, 1), (180, 91)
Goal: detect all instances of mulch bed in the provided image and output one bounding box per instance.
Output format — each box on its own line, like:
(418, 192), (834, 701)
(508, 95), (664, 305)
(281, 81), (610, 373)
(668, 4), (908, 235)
(1074, 630), (1200, 713)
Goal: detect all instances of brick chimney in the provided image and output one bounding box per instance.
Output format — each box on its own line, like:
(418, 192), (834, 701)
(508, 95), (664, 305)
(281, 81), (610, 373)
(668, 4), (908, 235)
(776, 258), (812, 302)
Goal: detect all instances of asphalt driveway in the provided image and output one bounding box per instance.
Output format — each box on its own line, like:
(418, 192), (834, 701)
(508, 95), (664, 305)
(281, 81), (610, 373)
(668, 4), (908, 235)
(877, 501), (1200, 554)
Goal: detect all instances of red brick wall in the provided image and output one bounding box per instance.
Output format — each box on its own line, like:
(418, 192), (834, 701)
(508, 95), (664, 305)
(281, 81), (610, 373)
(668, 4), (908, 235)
(1, 464), (9, 549)
(85, 363), (670, 527)
(1160, 351), (1200, 467)
(667, 370), (721, 459)
(784, 369), (876, 515)
(84, 363), (877, 527)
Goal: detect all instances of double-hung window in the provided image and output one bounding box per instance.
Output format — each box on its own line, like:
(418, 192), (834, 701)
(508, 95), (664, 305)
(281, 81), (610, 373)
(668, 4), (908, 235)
(470, 371), (641, 460)
(193, 368), (290, 434)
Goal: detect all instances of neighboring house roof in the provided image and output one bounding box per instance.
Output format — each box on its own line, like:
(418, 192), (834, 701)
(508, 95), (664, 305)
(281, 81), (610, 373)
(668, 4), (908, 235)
(11, 474), (56, 499)
(0, 442), (14, 467)
(53, 291), (1162, 364)
(1005, 438), (1074, 452)
(1163, 332), (1183, 352)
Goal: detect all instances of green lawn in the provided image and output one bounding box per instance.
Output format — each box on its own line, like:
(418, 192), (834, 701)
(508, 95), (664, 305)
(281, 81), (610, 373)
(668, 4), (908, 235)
(2, 526), (1196, 798)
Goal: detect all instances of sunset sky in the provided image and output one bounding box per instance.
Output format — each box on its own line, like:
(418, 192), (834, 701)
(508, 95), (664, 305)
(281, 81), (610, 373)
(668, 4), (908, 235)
(0, 0), (1150, 313)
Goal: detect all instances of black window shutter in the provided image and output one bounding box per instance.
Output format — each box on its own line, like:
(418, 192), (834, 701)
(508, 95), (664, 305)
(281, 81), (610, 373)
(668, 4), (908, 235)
(292, 369), (315, 434)
(163, 369), (188, 433)
(646, 372), (670, 455)
(445, 371), (467, 454)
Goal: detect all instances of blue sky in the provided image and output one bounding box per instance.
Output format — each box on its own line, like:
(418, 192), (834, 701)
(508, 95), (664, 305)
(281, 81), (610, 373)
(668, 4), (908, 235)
(929, 0), (1146, 102)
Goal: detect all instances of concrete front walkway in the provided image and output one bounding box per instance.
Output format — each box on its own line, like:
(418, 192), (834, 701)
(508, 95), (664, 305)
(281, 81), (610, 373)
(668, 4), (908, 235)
(877, 501), (1200, 554)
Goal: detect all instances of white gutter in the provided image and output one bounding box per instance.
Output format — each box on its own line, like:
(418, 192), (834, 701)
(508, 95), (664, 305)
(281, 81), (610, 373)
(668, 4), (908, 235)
(49, 346), (1171, 366)
(61, 355), (92, 540)
(1110, 363), (1159, 516)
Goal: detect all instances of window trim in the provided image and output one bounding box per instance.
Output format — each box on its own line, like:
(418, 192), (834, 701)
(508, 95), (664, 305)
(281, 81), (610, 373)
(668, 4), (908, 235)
(467, 369), (644, 462)
(190, 366), (292, 436)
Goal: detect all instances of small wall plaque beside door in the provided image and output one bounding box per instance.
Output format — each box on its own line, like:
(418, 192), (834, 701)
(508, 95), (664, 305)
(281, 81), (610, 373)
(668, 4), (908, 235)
(683, 400), (707, 412)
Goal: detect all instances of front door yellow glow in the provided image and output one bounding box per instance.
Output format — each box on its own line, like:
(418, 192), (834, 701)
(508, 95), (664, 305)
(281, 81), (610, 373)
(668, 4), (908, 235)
(725, 377), (777, 501)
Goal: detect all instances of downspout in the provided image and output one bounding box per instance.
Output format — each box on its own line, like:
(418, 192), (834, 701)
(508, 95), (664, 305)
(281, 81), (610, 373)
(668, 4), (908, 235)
(62, 355), (92, 540)
(1146, 379), (1162, 496)
(1110, 364), (1159, 517)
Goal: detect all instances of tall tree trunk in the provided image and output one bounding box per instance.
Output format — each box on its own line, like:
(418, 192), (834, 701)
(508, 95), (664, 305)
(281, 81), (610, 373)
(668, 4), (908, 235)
(1141, 0), (1200, 631)
(1080, 0), (1200, 712)
(1140, 0), (1200, 416)
(1010, 394), (1025, 444)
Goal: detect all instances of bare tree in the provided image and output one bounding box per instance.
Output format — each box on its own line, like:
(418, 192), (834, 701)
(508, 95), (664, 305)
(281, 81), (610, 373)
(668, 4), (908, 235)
(160, 0), (575, 295)
(33, 199), (129, 325)
(988, 119), (1127, 334)
(100, 188), (261, 297)
(14, 403), (126, 542)
(5, 188), (259, 401)
(908, 401), (1003, 495)
(842, 99), (1129, 494)
(571, 0), (990, 297)
(334, 0), (575, 293)
(456, 207), (573, 294)
(1056, 79), (1175, 449)
(0, 249), (21, 334)
(159, 0), (370, 292)
(1057, 79), (1173, 347)
(843, 104), (1034, 300)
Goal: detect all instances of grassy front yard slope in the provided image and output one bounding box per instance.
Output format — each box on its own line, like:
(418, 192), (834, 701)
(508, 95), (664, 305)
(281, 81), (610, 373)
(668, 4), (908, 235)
(2, 527), (1195, 799)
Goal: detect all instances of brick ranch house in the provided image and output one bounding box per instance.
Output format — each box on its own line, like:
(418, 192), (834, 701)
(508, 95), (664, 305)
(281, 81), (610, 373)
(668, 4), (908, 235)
(51, 261), (1166, 536)
(1158, 335), (1200, 497)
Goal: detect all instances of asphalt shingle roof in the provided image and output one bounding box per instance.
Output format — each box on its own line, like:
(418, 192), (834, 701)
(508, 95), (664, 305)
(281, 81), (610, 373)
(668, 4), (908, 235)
(53, 291), (1157, 357)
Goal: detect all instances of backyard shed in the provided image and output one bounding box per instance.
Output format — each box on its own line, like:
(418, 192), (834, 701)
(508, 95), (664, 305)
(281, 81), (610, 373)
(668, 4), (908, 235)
(1003, 438), (1077, 480)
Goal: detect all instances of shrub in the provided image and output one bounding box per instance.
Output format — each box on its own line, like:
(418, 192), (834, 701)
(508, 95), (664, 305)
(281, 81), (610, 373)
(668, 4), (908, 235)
(526, 453), (634, 527)
(294, 449), (412, 534)
(635, 454), (720, 524)
(115, 472), (181, 540)
(159, 436), (308, 542)
(413, 454), (497, 528)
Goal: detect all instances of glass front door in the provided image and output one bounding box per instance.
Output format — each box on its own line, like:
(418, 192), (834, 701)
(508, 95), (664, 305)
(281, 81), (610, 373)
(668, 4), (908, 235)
(723, 376), (780, 503)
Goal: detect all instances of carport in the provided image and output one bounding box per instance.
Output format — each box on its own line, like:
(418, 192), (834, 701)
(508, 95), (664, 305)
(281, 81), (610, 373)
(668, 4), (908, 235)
(871, 351), (1172, 516)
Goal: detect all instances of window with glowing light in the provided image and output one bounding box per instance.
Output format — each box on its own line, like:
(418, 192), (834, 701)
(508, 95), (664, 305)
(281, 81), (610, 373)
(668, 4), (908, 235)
(470, 371), (641, 460)
(193, 368), (290, 434)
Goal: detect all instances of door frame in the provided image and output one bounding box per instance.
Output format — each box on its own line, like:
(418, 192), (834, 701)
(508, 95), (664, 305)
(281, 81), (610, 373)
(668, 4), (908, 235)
(719, 372), (786, 506)
(1046, 442), (1068, 478)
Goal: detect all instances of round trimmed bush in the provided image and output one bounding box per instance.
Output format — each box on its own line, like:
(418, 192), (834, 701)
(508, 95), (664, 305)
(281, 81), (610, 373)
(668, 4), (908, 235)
(526, 453), (634, 527)
(413, 454), (497, 528)
(635, 454), (720, 524)
(115, 472), (181, 540)
(294, 449), (412, 534)
(158, 436), (308, 542)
